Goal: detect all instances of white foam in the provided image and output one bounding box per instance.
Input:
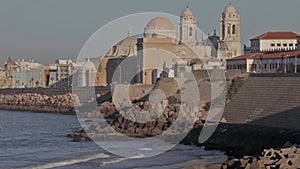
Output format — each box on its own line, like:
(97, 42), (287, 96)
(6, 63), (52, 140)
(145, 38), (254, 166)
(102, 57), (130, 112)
(19, 153), (110, 169)
(101, 154), (144, 166)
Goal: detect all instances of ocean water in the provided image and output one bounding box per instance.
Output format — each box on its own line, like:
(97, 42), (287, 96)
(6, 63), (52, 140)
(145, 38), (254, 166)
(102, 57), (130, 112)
(0, 110), (226, 169)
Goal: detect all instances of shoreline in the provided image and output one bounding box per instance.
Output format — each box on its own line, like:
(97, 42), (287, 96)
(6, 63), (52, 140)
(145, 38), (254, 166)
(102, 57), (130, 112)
(1, 90), (300, 168)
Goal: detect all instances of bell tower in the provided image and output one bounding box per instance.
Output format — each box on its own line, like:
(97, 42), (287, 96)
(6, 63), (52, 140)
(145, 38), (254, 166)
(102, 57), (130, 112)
(179, 6), (197, 45)
(218, 3), (242, 58)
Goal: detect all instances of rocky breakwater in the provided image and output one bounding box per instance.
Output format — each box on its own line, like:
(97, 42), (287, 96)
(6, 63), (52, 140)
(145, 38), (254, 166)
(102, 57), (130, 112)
(220, 145), (300, 169)
(70, 100), (203, 141)
(0, 93), (77, 114)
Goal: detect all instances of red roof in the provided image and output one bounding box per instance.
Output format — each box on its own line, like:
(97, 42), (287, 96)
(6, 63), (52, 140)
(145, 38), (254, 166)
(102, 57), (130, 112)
(251, 32), (299, 40)
(6, 57), (18, 66)
(227, 53), (264, 61)
(227, 50), (300, 61)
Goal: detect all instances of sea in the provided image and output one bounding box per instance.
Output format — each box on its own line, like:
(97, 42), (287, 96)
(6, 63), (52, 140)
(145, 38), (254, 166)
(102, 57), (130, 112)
(0, 110), (227, 169)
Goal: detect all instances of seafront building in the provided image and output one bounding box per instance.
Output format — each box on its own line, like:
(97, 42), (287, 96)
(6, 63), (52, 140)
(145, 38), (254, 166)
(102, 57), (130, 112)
(227, 31), (300, 74)
(226, 50), (300, 73)
(249, 32), (299, 53)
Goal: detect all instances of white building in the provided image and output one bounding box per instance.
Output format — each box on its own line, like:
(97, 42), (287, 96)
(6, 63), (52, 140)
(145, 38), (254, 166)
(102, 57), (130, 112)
(250, 32), (299, 53)
(12, 65), (45, 88)
(17, 59), (42, 71)
(226, 50), (300, 73)
(77, 58), (97, 87)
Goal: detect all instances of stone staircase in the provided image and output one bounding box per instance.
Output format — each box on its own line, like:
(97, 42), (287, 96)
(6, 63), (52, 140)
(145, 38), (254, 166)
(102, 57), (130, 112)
(223, 73), (300, 130)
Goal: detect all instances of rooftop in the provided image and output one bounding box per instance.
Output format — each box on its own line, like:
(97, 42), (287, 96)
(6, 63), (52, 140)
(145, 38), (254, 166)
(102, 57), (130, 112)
(227, 50), (300, 61)
(251, 32), (299, 40)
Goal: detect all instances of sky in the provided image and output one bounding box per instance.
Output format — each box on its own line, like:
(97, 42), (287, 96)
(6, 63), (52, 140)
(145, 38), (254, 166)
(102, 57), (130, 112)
(0, 0), (300, 65)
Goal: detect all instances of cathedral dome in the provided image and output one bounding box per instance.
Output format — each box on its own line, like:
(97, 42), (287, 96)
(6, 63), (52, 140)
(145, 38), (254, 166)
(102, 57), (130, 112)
(224, 3), (237, 13)
(181, 7), (194, 16)
(144, 17), (176, 38)
(145, 17), (175, 30)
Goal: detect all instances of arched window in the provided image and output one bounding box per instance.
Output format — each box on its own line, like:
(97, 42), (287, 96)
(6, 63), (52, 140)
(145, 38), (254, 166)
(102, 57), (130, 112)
(189, 27), (193, 36)
(271, 41), (275, 47)
(228, 25), (231, 35)
(232, 25), (236, 34)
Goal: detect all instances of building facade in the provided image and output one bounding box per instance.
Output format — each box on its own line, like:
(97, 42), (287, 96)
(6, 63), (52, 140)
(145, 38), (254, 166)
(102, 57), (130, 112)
(12, 65), (45, 88)
(55, 60), (74, 87)
(250, 32), (299, 53)
(226, 50), (300, 73)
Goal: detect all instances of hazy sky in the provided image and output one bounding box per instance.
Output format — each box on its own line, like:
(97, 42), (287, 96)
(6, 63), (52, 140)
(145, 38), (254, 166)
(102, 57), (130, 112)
(0, 0), (299, 65)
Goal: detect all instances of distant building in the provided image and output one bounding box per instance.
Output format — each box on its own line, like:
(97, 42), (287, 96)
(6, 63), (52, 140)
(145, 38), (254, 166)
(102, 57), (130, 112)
(17, 59), (42, 71)
(4, 57), (18, 78)
(250, 32), (299, 53)
(47, 64), (58, 87)
(208, 30), (220, 57)
(55, 60), (74, 87)
(12, 65), (45, 88)
(77, 58), (97, 87)
(226, 50), (300, 73)
(218, 3), (242, 59)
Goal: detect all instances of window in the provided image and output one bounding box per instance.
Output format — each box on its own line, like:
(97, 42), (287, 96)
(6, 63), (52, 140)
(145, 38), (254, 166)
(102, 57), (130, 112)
(232, 25), (236, 34)
(189, 27), (193, 36)
(271, 42), (275, 47)
(227, 25), (231, 34)
(222, 25), (225, 37)
(289, 43), (293, 47)
(283, 41), (287, 47)
(277, 42), (281, 47)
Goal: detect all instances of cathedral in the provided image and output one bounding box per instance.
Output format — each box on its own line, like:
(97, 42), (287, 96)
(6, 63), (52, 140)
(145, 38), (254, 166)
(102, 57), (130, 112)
(93, 3), (242, 86)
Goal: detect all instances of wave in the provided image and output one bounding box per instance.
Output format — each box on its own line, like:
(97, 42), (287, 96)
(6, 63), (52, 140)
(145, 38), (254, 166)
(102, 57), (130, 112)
(18, 153), (110, 169)
(100, 154), (144, 166)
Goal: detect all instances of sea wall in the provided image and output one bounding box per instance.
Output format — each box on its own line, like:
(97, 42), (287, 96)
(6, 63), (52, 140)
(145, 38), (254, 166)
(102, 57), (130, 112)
(0, 93), (76, 114)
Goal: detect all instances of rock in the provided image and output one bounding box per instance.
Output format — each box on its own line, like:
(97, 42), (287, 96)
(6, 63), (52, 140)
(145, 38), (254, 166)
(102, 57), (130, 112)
(280, 146), (297, 156)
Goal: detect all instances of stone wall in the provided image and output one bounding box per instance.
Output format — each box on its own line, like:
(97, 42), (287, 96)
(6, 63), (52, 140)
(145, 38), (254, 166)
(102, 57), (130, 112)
(223, 73), (300, 130)
(0, 93), (76, 114)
